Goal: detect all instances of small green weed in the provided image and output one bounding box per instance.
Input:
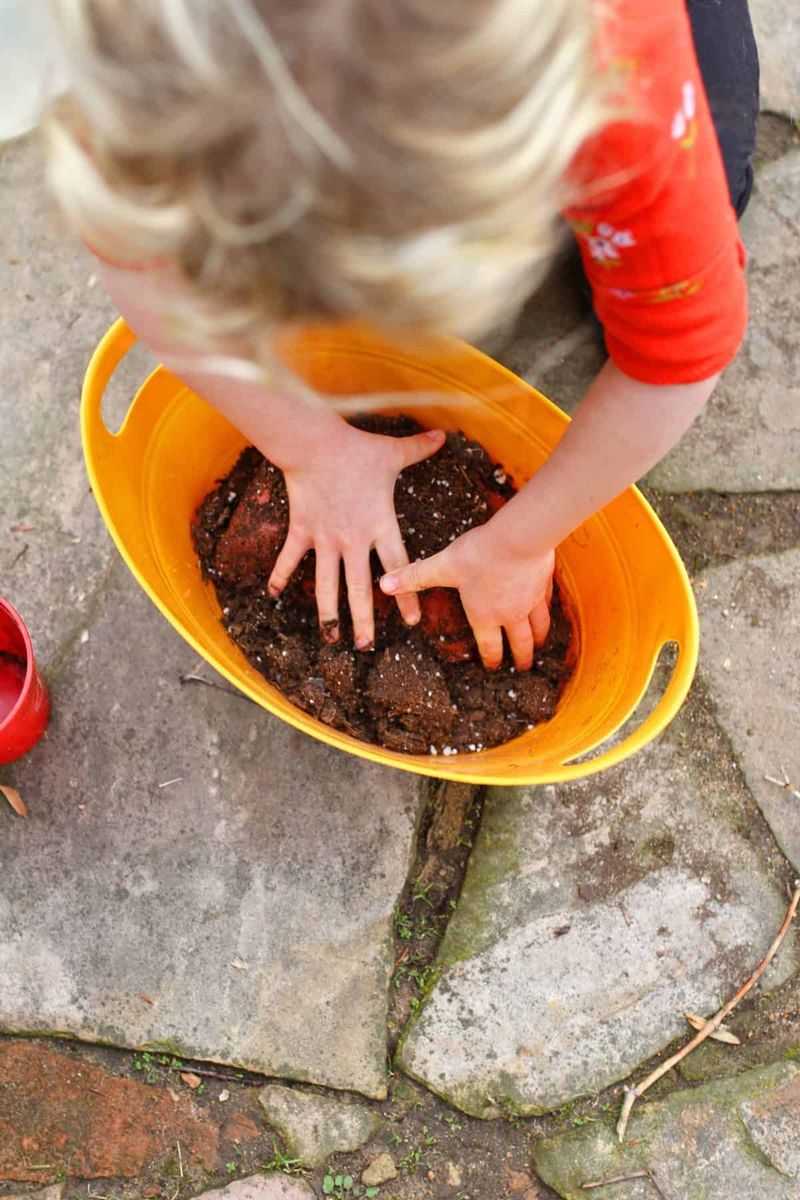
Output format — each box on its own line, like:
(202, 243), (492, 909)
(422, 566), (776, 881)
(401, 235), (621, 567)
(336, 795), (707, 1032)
(409, 965), (437, 991)
(131, 1050), (189, 1085)
(394, 908), (414, 940)
(411, 877), (435, 907)
(262, 1139), (304, 1176)
(322, 1171), (379, 1197)
(132, 1050), (167, 1085)
(397, 1145), (422, 1172)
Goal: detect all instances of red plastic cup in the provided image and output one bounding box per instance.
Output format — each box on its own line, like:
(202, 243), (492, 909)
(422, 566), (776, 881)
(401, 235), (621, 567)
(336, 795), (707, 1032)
(0, 597), (50, 764)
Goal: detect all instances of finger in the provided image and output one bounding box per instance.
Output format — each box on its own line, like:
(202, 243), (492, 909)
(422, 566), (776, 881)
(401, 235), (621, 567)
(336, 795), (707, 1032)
(395, 428), (446, 470)
(375, 525), (421, 627)
(268, 527), (310, 597)
(471, 622), (504, 671)
(505, 620), (534, 672)
(530, 599), (551, 648)
(344, 553), (376, 650)
(381, 548), (450, 597)
(314, 544), (342, 642)
(545, 573), (554, 607)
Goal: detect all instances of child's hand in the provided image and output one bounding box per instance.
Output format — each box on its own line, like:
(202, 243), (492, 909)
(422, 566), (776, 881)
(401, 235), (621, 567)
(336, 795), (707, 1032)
(268, 422), (446, 648)
(379, 521), (554, 671)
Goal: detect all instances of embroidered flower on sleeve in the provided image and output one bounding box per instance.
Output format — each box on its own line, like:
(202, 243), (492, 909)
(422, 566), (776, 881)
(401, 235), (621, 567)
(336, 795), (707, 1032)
(671, 81), (697, 149)
(584, 221), (637, 266)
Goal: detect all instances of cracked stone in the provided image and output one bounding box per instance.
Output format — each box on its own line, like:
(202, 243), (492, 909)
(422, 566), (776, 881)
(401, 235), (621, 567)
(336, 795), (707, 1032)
(698, 549), (800, 872)
(396, 699), (798, 1116)
(257, 1085), (380, 1168)
(0, 1041), (218, 1183)
(533, 1062), (800, 1199)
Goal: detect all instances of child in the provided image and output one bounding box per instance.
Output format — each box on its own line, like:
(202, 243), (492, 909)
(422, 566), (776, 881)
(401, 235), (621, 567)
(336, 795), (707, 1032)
(46, 0), (758, 672)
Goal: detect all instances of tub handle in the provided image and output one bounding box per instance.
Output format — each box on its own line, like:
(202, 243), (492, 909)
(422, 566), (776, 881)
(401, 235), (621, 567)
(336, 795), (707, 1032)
(80, 316), (139, 449)
(559, 619), (699, 782)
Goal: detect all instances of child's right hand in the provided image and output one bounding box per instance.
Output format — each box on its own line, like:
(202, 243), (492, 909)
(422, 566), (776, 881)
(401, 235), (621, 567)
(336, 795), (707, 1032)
(267, 421), (446, 649)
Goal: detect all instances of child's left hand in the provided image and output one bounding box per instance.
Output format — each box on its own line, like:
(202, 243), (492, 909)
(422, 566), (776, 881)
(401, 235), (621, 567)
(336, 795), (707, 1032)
(380, 521), (554, 671)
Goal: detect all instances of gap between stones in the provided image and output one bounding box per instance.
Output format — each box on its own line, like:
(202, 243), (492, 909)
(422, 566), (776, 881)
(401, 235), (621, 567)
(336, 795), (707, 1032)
(388, 781), (486, 1056)
(643, 488), (800, 578)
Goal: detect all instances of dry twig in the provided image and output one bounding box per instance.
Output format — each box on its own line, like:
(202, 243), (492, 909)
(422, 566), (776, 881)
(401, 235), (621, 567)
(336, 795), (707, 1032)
(616, 879), (800, 1142)
(764, 765), (800, 802)
(6, 542), (28, 569)
(169, 1061), (250, 1084)
(178, 671), (254, 703)
(581, 1169), (666, 1196)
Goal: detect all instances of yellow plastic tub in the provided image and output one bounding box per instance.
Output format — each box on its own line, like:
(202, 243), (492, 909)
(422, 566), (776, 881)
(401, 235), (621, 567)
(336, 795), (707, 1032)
(81, 318), (698, 785)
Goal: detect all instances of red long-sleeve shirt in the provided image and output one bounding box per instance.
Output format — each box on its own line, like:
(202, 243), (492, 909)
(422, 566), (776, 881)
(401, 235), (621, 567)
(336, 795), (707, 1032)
(564, 0), (748, 384)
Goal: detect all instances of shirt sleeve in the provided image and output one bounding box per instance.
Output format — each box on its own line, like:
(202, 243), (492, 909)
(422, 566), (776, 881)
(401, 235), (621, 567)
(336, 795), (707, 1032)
(563, 0), (748, 385)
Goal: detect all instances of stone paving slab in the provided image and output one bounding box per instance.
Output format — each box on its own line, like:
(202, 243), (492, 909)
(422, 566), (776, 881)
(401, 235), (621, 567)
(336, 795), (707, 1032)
(0, 565), (423, 1098)
(1, 134), (119, 668)
(752, 0), (800, 116)
(646, 148), (800, 493)
(697, 549), (800, 873)
(533, 1062), (800, 1199)
(1, 137), (425, 1101)
(397, 693), (799, 1116)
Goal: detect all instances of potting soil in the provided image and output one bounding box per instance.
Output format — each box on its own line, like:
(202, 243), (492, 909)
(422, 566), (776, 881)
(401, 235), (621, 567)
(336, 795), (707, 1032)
(192, 417), (574, 755)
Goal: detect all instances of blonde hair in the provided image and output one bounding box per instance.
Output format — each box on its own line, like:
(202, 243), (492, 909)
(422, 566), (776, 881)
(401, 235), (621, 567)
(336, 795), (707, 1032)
(46, 0), (608, 358)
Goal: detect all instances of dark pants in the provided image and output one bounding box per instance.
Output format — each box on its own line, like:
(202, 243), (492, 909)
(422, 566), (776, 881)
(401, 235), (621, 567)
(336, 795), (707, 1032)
(687, 0), (760, 217)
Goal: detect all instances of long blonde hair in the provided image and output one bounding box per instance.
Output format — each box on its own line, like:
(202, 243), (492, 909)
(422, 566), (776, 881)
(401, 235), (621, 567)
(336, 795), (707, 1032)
(46, 0), (608, 358)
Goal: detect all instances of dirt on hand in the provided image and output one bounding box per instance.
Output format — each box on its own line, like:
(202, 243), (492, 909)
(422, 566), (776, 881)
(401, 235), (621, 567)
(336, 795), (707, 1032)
(192, 416), (574, 756)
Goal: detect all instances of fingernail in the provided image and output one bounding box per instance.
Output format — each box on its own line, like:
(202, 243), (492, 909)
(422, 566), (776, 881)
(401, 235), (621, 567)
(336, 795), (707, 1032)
(355, 635), (374, 652)
(268, 584), (281, 599)
(426, 428), (443, 439)
(320, 620), (339, 644)
(404, 611), (421, 627)
(381, 574), (398, 595)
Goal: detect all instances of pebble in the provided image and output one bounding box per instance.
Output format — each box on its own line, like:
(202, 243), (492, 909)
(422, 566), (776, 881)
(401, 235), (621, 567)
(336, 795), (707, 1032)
(446, 1161), (462, 1187)
(362, 1152), (398, 1186)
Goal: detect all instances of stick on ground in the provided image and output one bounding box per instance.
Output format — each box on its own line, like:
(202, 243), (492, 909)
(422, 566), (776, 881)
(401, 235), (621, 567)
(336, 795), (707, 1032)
(616, 879), (800, 1142)
(581, 1170), (666, 1197)
(581, 1170), (651, 1189)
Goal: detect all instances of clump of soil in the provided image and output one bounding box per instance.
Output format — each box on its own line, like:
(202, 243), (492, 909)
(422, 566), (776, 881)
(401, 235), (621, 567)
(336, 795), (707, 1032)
(193, 416), (574, 755)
